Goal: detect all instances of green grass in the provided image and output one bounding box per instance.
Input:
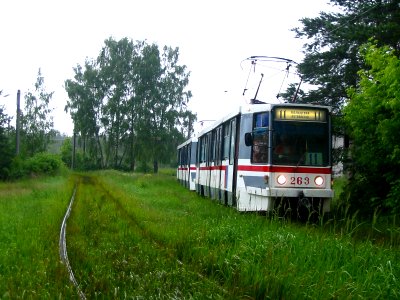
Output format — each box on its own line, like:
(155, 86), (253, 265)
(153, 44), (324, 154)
(68, 170), (399, 299)
(1, 170), (399, 299)
(67, 173), (227, 298)
(0, 175), (76, 298)
(332, 175), (347, 203)
(328, 175), (400, 248)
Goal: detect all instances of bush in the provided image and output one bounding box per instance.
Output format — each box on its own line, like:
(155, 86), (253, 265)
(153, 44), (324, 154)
(344, 42), (400, 216)
(136, 161), (151, 173)
(27, 153), (65, 175)
(60, 137), (72, 167)
(9, 156), (25, 179)
(9, 153), (66, 179)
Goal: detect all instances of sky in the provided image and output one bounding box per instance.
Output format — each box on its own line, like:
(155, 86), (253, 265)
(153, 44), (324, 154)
(0, 0), (334, 135)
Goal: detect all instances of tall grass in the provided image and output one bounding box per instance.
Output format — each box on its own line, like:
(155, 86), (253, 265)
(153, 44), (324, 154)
(0, 175), (76, 298)
(1, 170), (399, 298)
(67, 170), (399, 299)
(67, 173), (226, 298)
(328, 176), (400, 247)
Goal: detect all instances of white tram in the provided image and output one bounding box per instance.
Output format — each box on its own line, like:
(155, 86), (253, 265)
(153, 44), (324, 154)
(177, 137), (198, 191)
(179, 103), (334, 214)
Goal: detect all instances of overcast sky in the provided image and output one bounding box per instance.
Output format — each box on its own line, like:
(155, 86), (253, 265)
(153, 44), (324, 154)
(0, 0), (333, 135)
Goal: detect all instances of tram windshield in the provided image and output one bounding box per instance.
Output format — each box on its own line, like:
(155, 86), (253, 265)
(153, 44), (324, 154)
(272, 120), (330, 166)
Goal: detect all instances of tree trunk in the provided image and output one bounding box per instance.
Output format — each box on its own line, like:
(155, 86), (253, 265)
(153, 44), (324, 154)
(95, 132), (105, 169)
(153, 160), (158, 173)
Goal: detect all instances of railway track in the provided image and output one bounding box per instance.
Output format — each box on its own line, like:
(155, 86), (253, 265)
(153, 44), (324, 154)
(57, 174), (227, 298)
(59, 186), (86, 300)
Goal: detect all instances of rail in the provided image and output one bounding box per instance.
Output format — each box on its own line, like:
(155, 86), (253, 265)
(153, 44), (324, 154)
(59, 186), (86, 300)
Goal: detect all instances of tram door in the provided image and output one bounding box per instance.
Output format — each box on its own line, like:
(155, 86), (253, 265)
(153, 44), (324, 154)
(205, 132), (213, 197)
(222, 118), (239, 206)
(184, 143), (190, 188)
(214, 126), (223, 202)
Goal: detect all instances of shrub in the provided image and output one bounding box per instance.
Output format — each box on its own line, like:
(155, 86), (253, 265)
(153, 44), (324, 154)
(344, 42), (400, 216)
(23, 153), (65, 177)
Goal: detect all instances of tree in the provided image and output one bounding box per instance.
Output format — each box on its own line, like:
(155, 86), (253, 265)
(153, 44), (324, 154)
(60, 137), (72, 168)
(65, 37), (195, 171)
(97, 37), (140, 169)
(21, 69), (55, 157)
(65, 60), (106, 168)
(291, 0), (400, 113)
(344, 42), (400, 215)
(134, 44), (194, 172)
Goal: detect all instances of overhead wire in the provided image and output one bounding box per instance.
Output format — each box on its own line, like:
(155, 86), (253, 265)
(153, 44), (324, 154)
(241, 56), (301, 103)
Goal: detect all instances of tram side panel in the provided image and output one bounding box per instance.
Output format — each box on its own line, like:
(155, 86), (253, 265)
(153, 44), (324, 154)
(219, 117), (239, 207)
(177, 146), (185, 186)
(235, 113), (273, 211)
(183, 144), (189, 189)
(177, 140), (197, 191)
(196, 117), (239, 206)
(196, 136), (207, 196)
(188, 142), (197, 191)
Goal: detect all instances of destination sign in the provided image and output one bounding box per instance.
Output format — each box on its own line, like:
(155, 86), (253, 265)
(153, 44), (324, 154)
(274, 108), (327, 122)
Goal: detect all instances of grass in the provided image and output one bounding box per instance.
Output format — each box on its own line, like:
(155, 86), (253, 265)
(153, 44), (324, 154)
(0, 175), (76, 298)
(69, 170), (399, 299)
(0, 170), (399, 298)
(328, 175), (400, 248)
(67, 173), (228, 298)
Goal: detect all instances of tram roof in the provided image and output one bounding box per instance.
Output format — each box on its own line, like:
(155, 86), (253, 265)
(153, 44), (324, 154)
(177, 136), (198, 149)
(196, 102), (331, 138)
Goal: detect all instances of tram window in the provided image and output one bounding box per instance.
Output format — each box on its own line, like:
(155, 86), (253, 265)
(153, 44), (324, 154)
(272, 121), (329, 166)
(255, 112), (269, 128)
(223, 122), (230, 159)
(215, 127), (222, 164)
(200, 137), (207, 162)
(252, 113), (269, 163)
(187, 144), (191, 165)
(206, 133), (212, 164)
(211, 132), (216, 162)
(229, 119), (236, 164)
(182, 147), (186, 165)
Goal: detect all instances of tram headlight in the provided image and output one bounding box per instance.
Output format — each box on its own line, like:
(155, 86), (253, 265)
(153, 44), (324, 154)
(277, 174), (287, 185)
(314, 176), (324, 186)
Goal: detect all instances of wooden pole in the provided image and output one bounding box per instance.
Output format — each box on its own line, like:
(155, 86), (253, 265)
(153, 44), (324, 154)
(71, 131), (76, 170)
(16, 90), (20, 155)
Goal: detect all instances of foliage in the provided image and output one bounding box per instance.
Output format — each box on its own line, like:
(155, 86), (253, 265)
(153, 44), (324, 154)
(0, 175), (76, 298)
(21, 69), (55, 157)
(291, 0), (400, 113)
(65, 38), (195, 172)
(291, 0), (400, 216)
(60, 137), (72, 168)
(343, 42), (400, 215)
(1, 171), (399, 298)
(8, 152), (66, 179)
(66, 171), (399, 299)
(24, 152), (65, 175)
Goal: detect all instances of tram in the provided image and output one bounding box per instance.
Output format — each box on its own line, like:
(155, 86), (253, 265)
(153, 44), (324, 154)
(178, 103), (333, 214)
(177, 137), (198, 191)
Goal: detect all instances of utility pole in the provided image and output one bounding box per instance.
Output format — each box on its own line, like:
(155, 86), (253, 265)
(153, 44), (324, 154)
(16, 90), (20, 155)
(71, 131), (76, 170)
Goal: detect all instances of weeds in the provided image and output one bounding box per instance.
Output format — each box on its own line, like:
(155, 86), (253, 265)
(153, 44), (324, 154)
(76, 170), (399, 299)
(0, 175), (76, 298)
(0, 171), (399, 299)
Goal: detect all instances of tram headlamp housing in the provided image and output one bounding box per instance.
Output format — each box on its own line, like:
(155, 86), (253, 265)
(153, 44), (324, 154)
(277, 174), (287, 185)
(314, 176), (324, 186)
